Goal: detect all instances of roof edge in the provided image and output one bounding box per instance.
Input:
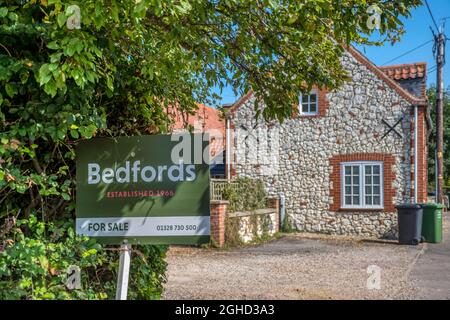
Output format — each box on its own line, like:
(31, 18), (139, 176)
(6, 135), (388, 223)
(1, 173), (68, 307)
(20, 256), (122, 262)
(379, 62), (427, 69)
(227, 90), (254, 116)
(345, 46), (427, 105)
(230, 46), (428, 112)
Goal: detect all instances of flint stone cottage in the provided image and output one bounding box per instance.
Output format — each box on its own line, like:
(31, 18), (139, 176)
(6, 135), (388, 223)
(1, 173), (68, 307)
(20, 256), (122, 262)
(224, 46), (430, 238)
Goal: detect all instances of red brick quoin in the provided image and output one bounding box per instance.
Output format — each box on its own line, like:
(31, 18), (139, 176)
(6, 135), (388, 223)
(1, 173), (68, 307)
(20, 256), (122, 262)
(329, 153), (396, 212)
(210, 200), (229, 247)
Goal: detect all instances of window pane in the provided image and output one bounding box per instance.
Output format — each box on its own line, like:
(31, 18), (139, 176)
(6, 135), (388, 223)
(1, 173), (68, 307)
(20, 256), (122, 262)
(310, 94), (317, 103)
(345, 176), (351, 185)
(365, 166), (372, 174)
(373, 166), (380, 174)
(373, 186), (380, 195)
(365, 186), (372, 195)
(302, 103), (309, 113)
(373, 196), (381, 205)
(353, 166), (359, 175)
(353, 196), (360, 204)
(345, 186), (351, 195)
(345, 166), (351, 175)
(310, 103), (317, 113)
(365, 175), (372, 184)
(366, 196), (372, 205)
(353, 176), (359, 184)
(353, 186), (359, 195)
(373, 175), (380, 185)
(302, 95), (309, 104)
(345, 196), (352, 205)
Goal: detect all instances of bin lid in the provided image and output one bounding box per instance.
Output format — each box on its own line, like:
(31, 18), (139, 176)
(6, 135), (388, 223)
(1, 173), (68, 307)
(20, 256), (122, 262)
(395, 204), (422, 210)
(420, 203), (444, 209)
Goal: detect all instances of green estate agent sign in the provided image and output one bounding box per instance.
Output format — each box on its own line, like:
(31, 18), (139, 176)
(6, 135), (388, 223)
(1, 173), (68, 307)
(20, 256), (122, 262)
(76, 134), (210, 245)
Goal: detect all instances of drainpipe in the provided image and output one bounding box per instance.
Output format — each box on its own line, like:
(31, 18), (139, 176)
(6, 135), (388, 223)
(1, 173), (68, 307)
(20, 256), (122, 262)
(414, 105), (418, 204)
(226, 115), (231, 182)
(279, 194), (286, 230)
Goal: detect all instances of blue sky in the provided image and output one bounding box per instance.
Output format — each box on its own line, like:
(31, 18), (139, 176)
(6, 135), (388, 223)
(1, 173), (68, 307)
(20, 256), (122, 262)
(213, 0), (450, 105)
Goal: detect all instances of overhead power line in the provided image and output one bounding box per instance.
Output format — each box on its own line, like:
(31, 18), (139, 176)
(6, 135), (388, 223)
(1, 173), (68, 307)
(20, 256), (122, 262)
(381, 40), (433, 66)
(425, 0), (440, 32)
(428, 65), (438, 75)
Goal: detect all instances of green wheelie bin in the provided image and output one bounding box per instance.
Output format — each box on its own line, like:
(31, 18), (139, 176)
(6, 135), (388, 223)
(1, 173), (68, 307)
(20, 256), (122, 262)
(421, 203), (444, 243)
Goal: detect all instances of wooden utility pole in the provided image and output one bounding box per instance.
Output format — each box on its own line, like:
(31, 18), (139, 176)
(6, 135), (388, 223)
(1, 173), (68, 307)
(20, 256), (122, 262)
(435, 29), (446, 204)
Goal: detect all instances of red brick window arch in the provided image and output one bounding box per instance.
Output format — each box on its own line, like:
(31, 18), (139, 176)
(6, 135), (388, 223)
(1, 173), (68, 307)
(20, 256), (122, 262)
(296, 87), (330, 118)
(329, 153), (396, 212)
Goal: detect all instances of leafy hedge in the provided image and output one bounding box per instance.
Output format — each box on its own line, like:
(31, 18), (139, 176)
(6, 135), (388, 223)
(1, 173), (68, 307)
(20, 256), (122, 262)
(1, 2), (189, 300)
(222, 178), (267, 212)
(0, 215), (167, 300)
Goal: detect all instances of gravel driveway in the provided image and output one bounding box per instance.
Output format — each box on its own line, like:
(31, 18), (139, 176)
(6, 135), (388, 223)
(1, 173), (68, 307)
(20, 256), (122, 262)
(162, 234), (425, 300)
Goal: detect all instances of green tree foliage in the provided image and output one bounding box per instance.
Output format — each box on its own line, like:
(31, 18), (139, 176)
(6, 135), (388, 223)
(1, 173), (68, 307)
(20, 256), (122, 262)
(0, 0), (421, 299)
(427, 86), (450, 192)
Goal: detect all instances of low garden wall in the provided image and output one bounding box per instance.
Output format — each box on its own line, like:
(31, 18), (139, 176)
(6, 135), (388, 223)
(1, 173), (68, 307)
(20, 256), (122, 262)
(226, 208), (279, 244)
(210, 197), (280, 247)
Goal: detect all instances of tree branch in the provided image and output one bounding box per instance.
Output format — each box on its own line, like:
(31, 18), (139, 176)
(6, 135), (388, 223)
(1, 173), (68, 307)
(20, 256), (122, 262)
(31, 157), (43, 175)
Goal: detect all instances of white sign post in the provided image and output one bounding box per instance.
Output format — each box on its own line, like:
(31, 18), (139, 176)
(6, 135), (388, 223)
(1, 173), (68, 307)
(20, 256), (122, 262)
(115, 241), (132, 300)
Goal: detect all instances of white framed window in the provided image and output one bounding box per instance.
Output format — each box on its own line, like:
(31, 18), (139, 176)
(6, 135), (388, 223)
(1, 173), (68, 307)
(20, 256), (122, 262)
(341, 161), (384, 209)
(299, 92), (318, 115)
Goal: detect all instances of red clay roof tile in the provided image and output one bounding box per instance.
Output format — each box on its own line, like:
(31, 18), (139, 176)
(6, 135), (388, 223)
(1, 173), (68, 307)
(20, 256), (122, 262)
(379, 62), (427, 80)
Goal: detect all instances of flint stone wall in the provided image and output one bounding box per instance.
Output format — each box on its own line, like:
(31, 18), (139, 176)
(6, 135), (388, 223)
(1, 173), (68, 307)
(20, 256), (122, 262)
(231, 51), (414, 238)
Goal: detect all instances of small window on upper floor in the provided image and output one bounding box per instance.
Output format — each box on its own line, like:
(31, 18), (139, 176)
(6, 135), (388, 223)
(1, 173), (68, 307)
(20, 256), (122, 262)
(299, 92), (318, 116)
